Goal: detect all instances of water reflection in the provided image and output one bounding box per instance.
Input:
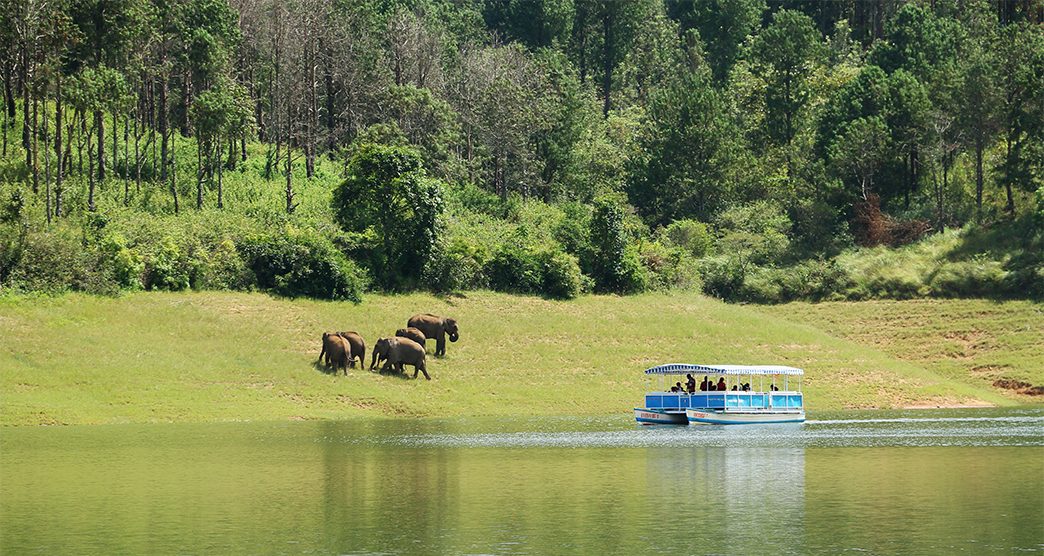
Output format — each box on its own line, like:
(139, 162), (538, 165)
(1, 410), (1041, 554)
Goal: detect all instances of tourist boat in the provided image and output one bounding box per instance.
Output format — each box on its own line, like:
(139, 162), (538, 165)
(635, 363), (806, 425)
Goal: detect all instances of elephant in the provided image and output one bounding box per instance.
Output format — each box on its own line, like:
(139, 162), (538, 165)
(395, 327), (427, 348)
(318, 332), (352, 375)
(371, 337), (430, 380)
(335, 331), (366, 369)
(407, 314), (459, 357)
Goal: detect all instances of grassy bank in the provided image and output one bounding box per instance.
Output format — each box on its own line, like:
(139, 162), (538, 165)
(1, 291), (1035, 426)
(762, 299), (1044, 400)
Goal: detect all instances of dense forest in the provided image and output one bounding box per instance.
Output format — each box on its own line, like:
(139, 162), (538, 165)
(0, 0), (1042, 302)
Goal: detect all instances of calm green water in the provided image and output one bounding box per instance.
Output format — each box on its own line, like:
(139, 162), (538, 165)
(2, 408), (1042, 555)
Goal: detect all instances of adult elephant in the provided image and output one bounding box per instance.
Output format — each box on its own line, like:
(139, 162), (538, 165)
(395, 327), (426, 348)
(317, 332), (352, 375)
(371, 337), (430, 380)
(407, 314), (458, 357)
(336, 331), (366, 369)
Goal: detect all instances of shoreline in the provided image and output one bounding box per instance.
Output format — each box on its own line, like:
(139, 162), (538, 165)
(1, 291), (1038, 427)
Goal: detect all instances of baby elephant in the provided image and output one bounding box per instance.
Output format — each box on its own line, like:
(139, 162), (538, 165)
(371, 337), (429, 380)
(318, 332), (352, 375)
(395, 327), (427, 348)
(335, 331), (366, 369)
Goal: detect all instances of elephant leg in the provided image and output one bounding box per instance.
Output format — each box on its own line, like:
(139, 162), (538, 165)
(436, 334), (445, 357)
(418, 362), (431, 380)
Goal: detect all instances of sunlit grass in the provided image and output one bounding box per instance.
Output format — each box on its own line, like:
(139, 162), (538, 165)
(761, 299), (1044, 402)
(0, 291), (1027, 426)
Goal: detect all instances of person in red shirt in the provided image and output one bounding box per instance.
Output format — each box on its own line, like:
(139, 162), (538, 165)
(716, 377), (726, 391)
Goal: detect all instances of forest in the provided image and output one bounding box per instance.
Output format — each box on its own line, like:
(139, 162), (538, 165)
(0, 0), (1042, 302)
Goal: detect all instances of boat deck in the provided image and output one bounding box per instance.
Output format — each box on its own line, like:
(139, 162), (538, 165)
(644, 391), (804, 411)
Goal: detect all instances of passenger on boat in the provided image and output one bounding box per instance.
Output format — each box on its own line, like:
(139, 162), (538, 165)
(700, 377), (709, 391)
(686, 374), (696, 393)
(742, 383), (751, 391)
(716, 378), (726, 391)
(770, 384), (779, 391)
(731, 385), (738, 391)
(669, 385), (679, 392)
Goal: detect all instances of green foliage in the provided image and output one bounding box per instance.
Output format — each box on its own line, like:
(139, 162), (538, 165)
(589, 195), (647, 293)
(239, 228), (366, 302)
(661, 218), (712, 257)
(332, 144), (445, 291)
(714, 201), (791, 265)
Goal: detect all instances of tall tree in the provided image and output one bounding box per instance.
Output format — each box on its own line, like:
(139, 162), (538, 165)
(749, 8), (824, 178)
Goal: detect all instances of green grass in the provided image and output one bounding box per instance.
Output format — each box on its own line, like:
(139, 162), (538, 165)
(761, 299), (1044, 400)
(3, 291), (1036, 426)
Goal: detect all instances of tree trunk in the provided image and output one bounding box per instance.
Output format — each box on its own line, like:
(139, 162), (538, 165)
(112, 112), (118, 180)
(216, 140), (224, 209)
(1004, 136), (1015, 215)
(86, 114), (96, 212)
(43, 95), (51, 223)
(196, 139), (204, 209)
(170, 127), (179, 214)
(21, 46), (30, 164)
(31, 90), (38, 193)
(601, 13), (613, 117)
(975, 135), (984, 223)
(55, 74), (63, 218)
(159, 76), (168, 181)
(95, 109), (105, 180)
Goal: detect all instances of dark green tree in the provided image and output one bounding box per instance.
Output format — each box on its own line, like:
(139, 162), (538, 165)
(628, 69), (746, 225)
(666, 0), (764, 82)
(749, 8), (824, 178)
(332, 144), (445, 291)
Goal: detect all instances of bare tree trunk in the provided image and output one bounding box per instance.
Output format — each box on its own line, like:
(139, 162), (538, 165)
(112, 112), (118, 180)
(196, 139), (204, 209)
(43, 94), (51, 223)
(55, 73), (62, 218)
(31, 89), (38, 193)
(95, 109), (105, 180)
(216, 140), (224, 209)
(170, 127), (179, 214)
(86, 113), (96, 211)
(975, 135), (984, 223)
(1004, 136), (1015, 215)
(159, 76), (168, 180)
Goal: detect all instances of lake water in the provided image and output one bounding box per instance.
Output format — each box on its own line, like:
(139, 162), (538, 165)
(2, 408), (1042, 555)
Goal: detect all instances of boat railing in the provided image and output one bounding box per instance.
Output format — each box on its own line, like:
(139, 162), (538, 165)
(644, 391), (804, 411)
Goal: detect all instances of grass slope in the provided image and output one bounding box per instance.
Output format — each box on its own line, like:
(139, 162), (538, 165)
(0, 292), (1026, 426)
(761, 299), (1044, 402)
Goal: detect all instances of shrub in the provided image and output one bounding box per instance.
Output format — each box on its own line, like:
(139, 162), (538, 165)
(143, 236), (191, 291)
(590, 195), (647, 293)
(538, 250), (586, 299)
(715, 201), (791, 264)
(640, 240), (701, 292)
(661, 219), (712, 257)
(699, 256), (747, 300)
(486, 243), (543, 294)
(239, 228), (366, 302)
(99, 233), (144, 289)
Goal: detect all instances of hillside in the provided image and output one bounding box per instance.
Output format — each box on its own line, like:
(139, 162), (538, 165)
(1, 291), (1031, 427)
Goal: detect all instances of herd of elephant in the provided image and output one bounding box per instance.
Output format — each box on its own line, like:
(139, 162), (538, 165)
(317, 313), (460, 380)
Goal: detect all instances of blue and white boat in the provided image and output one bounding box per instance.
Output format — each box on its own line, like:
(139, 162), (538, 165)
(634, 364), (806, 425)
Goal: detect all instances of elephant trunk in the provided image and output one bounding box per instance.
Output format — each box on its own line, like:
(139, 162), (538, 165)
(449, 332), (459, 342)
(369, 350), (379, 371)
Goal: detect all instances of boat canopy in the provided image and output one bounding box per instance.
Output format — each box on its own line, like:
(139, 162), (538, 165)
(644, 363), (803, 376)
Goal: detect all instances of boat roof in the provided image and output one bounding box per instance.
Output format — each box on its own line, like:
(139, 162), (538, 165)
(644, 363), (804, 376)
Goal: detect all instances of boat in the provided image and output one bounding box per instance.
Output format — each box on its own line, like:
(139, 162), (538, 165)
(635, 363), (806, 425)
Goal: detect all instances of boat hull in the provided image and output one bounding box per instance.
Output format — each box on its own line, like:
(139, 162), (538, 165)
(634, 408), (688, 425)
(686, 409), (805, 425)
